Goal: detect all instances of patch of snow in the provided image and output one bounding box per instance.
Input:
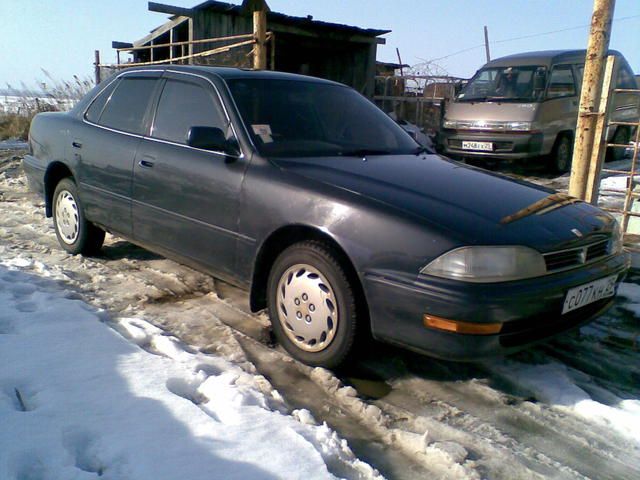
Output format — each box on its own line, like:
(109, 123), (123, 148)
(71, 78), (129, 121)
(0, 266), (381, 479)
(490, 360), (640, 444)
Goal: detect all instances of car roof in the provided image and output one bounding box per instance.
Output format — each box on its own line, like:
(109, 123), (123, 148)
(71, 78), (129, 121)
(117, 64), (344, 86)
(484, 49), (623, 68)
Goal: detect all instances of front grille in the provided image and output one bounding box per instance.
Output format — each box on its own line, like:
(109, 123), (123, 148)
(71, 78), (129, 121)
(586, 240), (609, 261)
(543, 239), (611, 273)
(499, 298), (612, 348)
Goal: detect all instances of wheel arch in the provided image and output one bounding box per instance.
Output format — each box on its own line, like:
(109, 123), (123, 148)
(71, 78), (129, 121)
(44, 162), (74, 218)
(249, 225), (370, 327)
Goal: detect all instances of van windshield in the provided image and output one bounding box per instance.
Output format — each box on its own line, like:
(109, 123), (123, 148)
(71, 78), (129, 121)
(458, 66), (547, 102)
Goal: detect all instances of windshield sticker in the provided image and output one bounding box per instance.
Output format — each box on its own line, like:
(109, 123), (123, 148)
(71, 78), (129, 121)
(252, 124), (273, 143)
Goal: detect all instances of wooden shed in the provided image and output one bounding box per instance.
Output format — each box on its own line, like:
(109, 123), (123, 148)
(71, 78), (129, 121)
(113, 0), (389, 97)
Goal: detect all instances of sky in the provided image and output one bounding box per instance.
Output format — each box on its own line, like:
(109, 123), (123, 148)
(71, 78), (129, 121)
(1, 0), (639, 89)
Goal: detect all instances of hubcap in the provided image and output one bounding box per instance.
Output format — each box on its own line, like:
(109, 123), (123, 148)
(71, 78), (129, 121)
(276, 264), (338, 353)
(55, 190), (79, 244)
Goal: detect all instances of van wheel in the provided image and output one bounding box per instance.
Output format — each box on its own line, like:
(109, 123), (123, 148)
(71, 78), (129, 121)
(606, 127), (629, 162)
(550, 134), (572, 174)
(53, 178), (105, 255)
(267, 241), (358, 368)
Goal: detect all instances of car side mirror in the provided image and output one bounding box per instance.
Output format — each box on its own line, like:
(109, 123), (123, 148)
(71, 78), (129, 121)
(187, 126), (240, 156)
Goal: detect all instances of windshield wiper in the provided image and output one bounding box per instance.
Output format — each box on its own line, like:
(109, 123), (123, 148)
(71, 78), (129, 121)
(414, 146), (433, 155)
(337, 149), (392, 157)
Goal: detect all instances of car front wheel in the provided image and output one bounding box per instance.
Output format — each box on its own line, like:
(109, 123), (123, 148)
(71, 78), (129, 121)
(267, 241), (358, 368)
(53, 178), (105, 255)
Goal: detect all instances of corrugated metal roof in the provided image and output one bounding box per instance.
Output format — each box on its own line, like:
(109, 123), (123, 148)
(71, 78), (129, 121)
(191, 0), (390, 36)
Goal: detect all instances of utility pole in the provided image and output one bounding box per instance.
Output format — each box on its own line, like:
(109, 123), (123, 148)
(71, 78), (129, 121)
(483, 26), (491, 62)
(94, 50), (101, 85)
(396, 48), (404, 76)
(568, 0), (616, 199)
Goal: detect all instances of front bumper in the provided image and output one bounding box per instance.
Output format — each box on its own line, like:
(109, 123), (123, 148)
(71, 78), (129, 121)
(364, 252), (630, 361)
(439, 129), (545, 160)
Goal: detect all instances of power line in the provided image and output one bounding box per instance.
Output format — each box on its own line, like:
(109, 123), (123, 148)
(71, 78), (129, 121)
(422, 13), (640, 64)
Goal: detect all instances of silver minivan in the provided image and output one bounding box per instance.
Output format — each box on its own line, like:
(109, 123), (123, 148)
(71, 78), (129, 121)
(439, 50), (638, 171)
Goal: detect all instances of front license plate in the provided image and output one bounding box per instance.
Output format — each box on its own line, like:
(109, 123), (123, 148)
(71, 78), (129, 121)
(462, 141), (493, 151)
(562, 274), (617, 314)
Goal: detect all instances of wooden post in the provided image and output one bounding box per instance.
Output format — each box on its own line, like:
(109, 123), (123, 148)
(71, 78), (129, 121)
(94, 50), (101, 85)
(585, 55), (616, 204)
(188, 18), (194, 64)
(270, 32), (275, 70)
(169, 28), (174, 64)
(483, 26), (491, 62)
(569, 0), (616, 199)
(253, 8), (267, 70)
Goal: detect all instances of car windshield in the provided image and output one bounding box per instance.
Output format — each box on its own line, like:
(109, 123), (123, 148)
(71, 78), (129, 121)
(458, 66), (547, 102)
(227, 78), (419, 158)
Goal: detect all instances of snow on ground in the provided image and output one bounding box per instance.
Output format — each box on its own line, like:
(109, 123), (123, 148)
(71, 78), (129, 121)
(0, 263), (381, 480)
(2, 150), (640, 479)
(490, 359), (640, 443)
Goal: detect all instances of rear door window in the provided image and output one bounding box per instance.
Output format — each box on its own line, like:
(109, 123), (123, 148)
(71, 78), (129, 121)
(151, 78), (227, 145)
(85, 79), (119, 124)
(547, 65), (577, 99)
(98, 77), (157, 135)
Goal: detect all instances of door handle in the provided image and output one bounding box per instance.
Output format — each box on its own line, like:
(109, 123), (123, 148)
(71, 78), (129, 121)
(138, 155), (155, 168)
(72, 141), (82, 149)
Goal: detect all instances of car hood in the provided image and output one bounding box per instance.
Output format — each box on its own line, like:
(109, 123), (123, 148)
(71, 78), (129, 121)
(272, 154), (614, 252)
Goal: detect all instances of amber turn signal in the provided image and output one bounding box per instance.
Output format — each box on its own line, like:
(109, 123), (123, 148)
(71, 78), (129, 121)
(423, 314), (503, 335)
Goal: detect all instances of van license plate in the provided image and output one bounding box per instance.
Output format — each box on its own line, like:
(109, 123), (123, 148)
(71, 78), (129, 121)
(462, 141), (493, 151)
(562, 274), (617, 314)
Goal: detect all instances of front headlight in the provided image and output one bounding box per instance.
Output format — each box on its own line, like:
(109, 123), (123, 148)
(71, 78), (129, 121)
(505, 121), (535, 131)
(421, 246), (547, 282)
(443, 119), (458, 129)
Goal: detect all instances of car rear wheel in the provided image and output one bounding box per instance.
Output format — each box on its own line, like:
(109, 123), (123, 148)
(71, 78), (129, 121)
(267, 241), (358, 368)
(551, 134), (572, 174)
(53, 178), (105, 255)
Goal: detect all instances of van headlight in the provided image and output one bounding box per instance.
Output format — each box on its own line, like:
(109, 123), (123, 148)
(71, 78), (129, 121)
(421, 246), (547, 282)
(443, 119), (459, 129)
(505, 121), (535, 131)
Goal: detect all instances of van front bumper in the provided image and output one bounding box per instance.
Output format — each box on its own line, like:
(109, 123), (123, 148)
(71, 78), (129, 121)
(439, 129), (545, 160)
(364, 252), (630, 361)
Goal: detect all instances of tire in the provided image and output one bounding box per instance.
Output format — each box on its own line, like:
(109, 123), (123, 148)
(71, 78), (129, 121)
(52, 178), (105, 255)
(267, 241), (358, 368)
(550, 134), (572, 174)
(606, 127), (629, 162)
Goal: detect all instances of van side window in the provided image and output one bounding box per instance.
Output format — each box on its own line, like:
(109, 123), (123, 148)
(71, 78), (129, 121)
(151, 79), (227, 145)
(85, 79), (119, 124)
(574, 65), (584, 93)
(98, 77), (157, 135)
(617, 65), (637, 89)
(547, 65), (576, 99)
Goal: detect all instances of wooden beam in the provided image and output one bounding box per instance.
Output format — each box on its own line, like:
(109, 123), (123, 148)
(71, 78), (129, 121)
(269, 23), (384, 44)
(586, 55), (617, 204)
(112, 41), (133, 49)
(148, 2), (193, 16)
(133, 15), (188, 48)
